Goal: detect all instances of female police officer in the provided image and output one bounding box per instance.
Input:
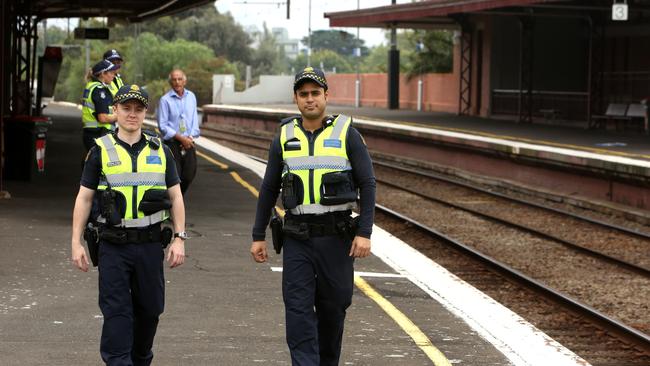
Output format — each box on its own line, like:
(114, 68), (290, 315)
(71, 84), (187, 366)
(250, 67), (376, 365)
(81, 59), (119, 152)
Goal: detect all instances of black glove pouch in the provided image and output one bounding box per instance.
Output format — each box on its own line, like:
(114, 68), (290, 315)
(139, 189), (172, 215)
(320, 171), (357, 206)
(100, 189), (127, 226)
(281, 173), (303, 210)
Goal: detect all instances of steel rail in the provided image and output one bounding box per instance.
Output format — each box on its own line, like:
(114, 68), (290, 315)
(376, 177), (650, 277)
(375, 203), (650, 354)
(374, 160), (650, 241)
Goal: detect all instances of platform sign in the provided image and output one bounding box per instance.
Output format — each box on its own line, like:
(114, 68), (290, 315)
(612, 3), (629, 21)
(73, 28), (110, 40)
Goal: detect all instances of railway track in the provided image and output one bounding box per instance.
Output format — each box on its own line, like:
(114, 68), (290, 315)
(201, 125), (650, 364)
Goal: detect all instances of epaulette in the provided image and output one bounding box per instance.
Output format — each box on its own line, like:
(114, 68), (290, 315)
(280, 116), (300, 126)
(143, 132), (161, 150)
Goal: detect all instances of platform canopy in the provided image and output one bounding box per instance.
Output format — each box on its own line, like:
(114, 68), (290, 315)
(19, 0), (214, 21)
(325, 0), (650, 29)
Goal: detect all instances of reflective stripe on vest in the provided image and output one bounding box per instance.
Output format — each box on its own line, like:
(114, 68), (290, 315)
(82, 81), (113, 130)
(280, 114), (356, 215)
(95, 134), (169, 228)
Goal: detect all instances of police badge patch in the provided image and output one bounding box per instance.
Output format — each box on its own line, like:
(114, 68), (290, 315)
(100, 91), (106, 99)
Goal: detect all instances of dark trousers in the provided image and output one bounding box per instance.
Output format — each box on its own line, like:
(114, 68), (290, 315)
(164, 140), (197, 194)
(83, 127), (111, 153)
(282, 234), (354, 366)
(98, 242), (165, 366)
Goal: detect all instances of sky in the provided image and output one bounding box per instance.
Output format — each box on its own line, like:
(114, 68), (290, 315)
(215, 0), (412, 47)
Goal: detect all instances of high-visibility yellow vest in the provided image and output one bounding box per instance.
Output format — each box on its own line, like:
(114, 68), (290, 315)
(280, 114), (357, 215)
(81, 81), (113, 130)
(107, 74), (125, 97)
(95, 133), (169, 228)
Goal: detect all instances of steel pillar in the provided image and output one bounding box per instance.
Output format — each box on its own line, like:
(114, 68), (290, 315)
(587, 16), (605, 128)
(517, 17), (534, 123)
(12, 1), (38, 117)
(458, 24), (472, 115)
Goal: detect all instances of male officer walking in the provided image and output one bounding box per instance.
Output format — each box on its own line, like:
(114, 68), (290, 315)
(250, 67), (376, 365)
(71, 85), (188, 365)
(103, 49), (126, 97)
(157, 69), (200, 194)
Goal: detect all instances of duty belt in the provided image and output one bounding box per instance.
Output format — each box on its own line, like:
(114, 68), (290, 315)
(100, 225), (162, 244)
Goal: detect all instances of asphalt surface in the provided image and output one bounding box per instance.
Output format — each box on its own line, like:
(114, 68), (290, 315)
(0, 104), (513, 365)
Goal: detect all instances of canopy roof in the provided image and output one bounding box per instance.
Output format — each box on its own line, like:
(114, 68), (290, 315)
(20, 0), (214, 21)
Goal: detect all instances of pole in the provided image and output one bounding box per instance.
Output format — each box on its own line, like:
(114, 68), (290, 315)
(85, 39), (89, 74)
(307, 0), (312, 67)
(388, 0), (399, 109)
(417, 78), (423, 111)
(355, 0), (360, 108)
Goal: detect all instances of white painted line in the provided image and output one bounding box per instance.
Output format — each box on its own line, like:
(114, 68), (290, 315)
(211, 104), (650, 169)
(271, 266), (406, 278)
(197, 135), (590, 366)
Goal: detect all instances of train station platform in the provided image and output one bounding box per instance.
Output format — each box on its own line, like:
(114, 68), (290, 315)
(0, 103), (588, 365)
(251, 104), (650, 158)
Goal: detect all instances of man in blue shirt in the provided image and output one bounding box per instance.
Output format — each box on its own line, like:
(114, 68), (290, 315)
(157, 69), (200, 194)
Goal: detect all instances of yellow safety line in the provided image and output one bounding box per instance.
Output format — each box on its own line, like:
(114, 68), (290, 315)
(355, 276), (452, 365)
(196, 150), (229, 170)
(197, 150), (449, 365)
(229, 171), (260, 198)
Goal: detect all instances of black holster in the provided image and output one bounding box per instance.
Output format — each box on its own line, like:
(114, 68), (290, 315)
(161, 227), (173, 249)
(83, 223), (100, 267)
(269, 208), (284, 254)
(336, 216), (360, 241)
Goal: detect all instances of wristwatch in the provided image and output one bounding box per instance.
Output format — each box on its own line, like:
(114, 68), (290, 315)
(173, 231), (189, 240)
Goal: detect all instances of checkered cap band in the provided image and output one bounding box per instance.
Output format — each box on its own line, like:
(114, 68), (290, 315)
(113, 92), (148, 108)
(294, 73), (328, 91)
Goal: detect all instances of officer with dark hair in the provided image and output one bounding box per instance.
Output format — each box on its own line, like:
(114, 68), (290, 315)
(103, 49), (126, 97)
(250, 67), (376, 365)
(71, 84), (189, 366)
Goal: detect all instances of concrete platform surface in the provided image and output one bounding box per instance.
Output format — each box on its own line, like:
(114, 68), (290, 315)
(0, 104), (584, 365)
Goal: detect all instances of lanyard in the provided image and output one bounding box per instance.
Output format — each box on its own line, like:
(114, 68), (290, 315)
(174, 93), (188, 133)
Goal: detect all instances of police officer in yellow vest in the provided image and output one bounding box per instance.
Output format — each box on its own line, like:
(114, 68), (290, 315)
(71, 85), (187, 366)
(82, 59), (119, 152)
(251, 67), (376, 365)
(103, 49), (126, 97)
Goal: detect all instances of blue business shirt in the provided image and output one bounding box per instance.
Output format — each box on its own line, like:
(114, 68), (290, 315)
(157, 89), (200, 141)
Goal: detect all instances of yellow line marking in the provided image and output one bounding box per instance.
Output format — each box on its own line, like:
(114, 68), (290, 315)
(229, 171), (259, 197)
(198, 149), (450, 365)
(355, 276), (452, 365)
(197, 150), (229, 170)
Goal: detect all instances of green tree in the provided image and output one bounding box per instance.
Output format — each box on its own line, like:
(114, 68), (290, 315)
(406, 30), (453, 76)
(111, 4), (253, 64)
(302, 30), (368, 57)
(185, 57), (239, 106)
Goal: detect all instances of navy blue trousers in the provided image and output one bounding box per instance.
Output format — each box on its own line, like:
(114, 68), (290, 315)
(282, 234), (354, 366)
(98, 242), (165, 366)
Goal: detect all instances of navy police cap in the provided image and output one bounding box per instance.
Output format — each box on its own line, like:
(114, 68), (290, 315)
(103, 49), (123, 61)
(113, 84), (149, 108)
(293, 67), (328, 91)
(92, 59), (119, 76)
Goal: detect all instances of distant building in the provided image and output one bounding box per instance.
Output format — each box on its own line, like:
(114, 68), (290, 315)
(272, 27), (300, 60)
